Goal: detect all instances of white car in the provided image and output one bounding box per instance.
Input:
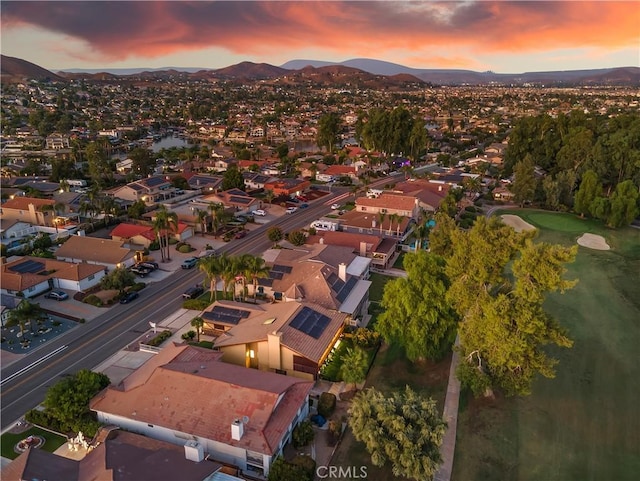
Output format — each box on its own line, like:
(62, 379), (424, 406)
(254, 209), (266, 216)
(331, 203), (340, 210)
(285, 207), (298, 214)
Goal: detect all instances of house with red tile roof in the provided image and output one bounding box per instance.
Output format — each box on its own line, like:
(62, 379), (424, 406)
(0, 196), (57, 226)
(355, 192), (419, 218)
(1, 255), (105, 298)
(110, 222), (192, 248)
(306, 230), (397, 268)
(316, 165), (358, 183)
(392, 179), (451, 212)
(264, 178), (310, 197)
(55, 236), (137, 270)
(90, 343), (312, 478)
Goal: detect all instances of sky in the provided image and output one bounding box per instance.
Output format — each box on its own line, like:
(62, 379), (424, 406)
(1, 1), (639, 73)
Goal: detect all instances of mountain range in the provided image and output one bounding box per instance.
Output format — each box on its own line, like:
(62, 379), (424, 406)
(2, 55), (638, 86)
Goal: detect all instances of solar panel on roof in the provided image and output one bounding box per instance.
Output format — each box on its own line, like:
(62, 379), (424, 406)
(272, 264), (293, 273)
(144, 176), (166, 187)
(9, 259), (45, 274)
(202, 305), (250, 325)
(258, 278), (274, 287)
(289, 306), (331, 339)
(336, 276), (358, 303)
(229, 196), (251, 205)
(269, 271), (284, 280)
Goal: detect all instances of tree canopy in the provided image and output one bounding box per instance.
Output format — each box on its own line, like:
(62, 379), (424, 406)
(349, 386), (446, 480)
(377, 251), (457, 361)
(445, 217), (577, 396)
(222, 164), (244, 191)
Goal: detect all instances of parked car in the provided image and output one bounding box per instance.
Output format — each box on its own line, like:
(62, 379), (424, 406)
(119, 291), (139, 304)
(285, 206), (298, 214)
(139, 261), (159, 271)
(182, 285), (204, 299)
(234, 229), (248, 239)
(181, 257), (199, 269)
(331, 203), (340, 210)
(254, 209), (266, 216)
(45, 290), (69, 301)
(299, 203), (309, 209)
(130, 265), (152, 277)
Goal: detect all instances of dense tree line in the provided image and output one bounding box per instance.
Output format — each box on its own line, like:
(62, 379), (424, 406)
(355, 106), (428, 160)
(505, 111), (640, 224)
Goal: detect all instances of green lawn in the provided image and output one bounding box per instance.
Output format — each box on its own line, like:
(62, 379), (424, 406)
(392, 252), (406, 269)
(453, 210), (640, 481)
(368, 273), (391, 302)
(1, 426), (67, 460)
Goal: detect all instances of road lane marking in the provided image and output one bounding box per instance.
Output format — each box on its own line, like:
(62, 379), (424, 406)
(1, 345), (68, 386)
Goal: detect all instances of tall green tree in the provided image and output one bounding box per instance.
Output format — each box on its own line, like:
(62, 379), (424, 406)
(100, 267), (136, 294)
(222, 164), (244, 191)
(317, 112), (341, 153)
(446, 218), (577, 396)
(377, 252), (457, 361)
(340, 346), (369, 389)
(42, 369), (110, 435)
(428, 212), (457, 257)
(129, 147), (155, 177)
(152, 205), (178, 262)
(190, 316), (204, 343)
(511, 154), (537, 207)
(245, 255), (270, 301)
(574, 170), (600, 218)
(198, 255), (223, 302)
(267, 226), (283, 247)
(607, 180), (640, 228)
(349, 386), (446, 480)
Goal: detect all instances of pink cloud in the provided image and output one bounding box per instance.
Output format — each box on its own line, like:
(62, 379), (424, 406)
(2, 1), (638, 63)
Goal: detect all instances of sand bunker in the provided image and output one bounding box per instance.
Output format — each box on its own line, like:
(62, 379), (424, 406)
(577, 233), (610, 250)
(501, 215), (536, 233)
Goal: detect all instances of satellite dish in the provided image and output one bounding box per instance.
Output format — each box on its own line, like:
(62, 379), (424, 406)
(242, 416), (250, 424)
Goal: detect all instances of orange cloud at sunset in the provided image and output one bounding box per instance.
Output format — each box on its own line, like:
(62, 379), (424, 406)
(1, 1), (638, 66)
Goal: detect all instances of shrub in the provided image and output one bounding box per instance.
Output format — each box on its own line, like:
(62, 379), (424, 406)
(25, 409), (63, 433)
(288, 230), (307, 246)
(292, 420), (314, 448)
(308, 227), (317, 236)
(182, 330), (196, 341)
(177, 244), (193, 253)
(290, 455), (316, 479)
(168, 238), (178, 245)
(130, 282), (146, 292)
(146, 330), (172, 347)
(318, 392), (336, 418)
(183, 299), (210, 310)
(327, 419), (343, 446)
(52, 320), (61, 327)
(352, 327), (381, 349)
(83, 295), (103, 307)
(149, 241), (160, 251)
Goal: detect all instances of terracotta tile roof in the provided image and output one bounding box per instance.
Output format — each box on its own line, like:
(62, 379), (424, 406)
(90, 344), (312, 456)
(307, 231), (382, 254)
(55, 236), (134, 265)
(339, 210), (412, 232)
(110, 223), (151, 239)
(356, 192), (417, 211)
(324, 165), (356, 176)
(0, 256), (104, 290)
(1, 196), (55, 210)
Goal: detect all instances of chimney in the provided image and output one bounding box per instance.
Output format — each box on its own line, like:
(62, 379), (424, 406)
(231, 419), (244, 441)
(372, 219), (376, 228)
(338, 263), (347, 282)
(267, 331), (282, 370)
(359, 242), (367, 257)
(184, 440), (204, 462)
(438, 185), (442, 192)
(319, 237), (324, 244)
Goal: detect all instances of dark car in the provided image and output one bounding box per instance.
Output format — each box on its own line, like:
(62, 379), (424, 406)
(234, 230), (247, 239)
(130, 265), (152, 277)
(299, 203), (309, 209)
(139, 261), (159, 271)
(183, 285), (204, 299)
(45, 290), (69, 301)
(119, 291), (139, 304)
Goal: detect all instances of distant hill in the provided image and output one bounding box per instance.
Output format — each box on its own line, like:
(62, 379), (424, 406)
(4, 55), (638, 86)
(1, 55), (64, 82)
(282, 58), (640, 86)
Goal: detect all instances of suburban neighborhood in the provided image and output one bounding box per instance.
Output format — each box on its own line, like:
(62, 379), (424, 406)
(1, 32), (639, 481)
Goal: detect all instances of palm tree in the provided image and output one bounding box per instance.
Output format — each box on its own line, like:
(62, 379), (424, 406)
(377, 211), (386, 235)
(59, 179), (70, 193)
(208, 202), (225, 238)
(220, 255), (238, 300)
(245, 255), (270, 301)
(395, 215), (403, 237)
(414, 223), (429, 251)
(198, 255), (223, 302)
(387, 213), (398, 235)
(264, 189), (274, 206)
(195, 209), (208, 236)
(190, 316), (204, 343)
(152, 206), (177, 262)
(101, 196), (119, 226)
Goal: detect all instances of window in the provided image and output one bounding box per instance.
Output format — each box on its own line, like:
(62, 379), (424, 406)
(88, 274), (95, 281)
(28, 286), (35, 292)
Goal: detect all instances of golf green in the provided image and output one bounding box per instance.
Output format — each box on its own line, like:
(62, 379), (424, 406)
(453, 211), (640, 481)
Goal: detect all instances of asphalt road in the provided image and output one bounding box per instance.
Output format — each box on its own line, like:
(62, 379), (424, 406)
(0, 186), (358, 430)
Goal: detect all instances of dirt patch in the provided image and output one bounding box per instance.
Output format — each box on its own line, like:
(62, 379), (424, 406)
(500, 214), (536, 233)
(577, 233), (610, 250)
